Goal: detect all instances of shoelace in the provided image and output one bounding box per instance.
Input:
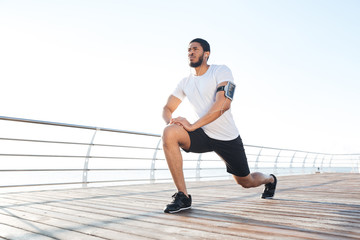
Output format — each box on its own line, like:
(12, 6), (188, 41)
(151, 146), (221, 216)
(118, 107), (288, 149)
(266, 182), (275, 190)
(265, 182), (272, 189)
(171, 193), (180, 203)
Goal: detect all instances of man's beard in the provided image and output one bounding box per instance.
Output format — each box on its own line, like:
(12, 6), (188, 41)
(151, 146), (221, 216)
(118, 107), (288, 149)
(189, 54), (204, 67)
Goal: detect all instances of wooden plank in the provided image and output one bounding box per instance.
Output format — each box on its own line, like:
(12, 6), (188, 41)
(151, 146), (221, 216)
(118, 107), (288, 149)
(35, 190), (359, 239)
(0, 223), (55, 240)
(0, 194), (240, 240)
(2, 173), (358, 239)
(0, 215), (103, 240)
(0, 173), (359, 239)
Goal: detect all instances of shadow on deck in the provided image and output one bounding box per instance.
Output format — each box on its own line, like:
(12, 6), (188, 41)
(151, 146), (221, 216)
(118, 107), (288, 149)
(0, 173), (359, 239)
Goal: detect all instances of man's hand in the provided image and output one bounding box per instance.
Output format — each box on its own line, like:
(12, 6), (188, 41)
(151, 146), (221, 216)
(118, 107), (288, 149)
(170, 117), (196, 132)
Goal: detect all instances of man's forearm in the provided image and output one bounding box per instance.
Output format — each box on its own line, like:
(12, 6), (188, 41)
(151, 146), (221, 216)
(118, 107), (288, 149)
(172, 98), (230, 132)
(162, 107), (172, 125)
(192, 100), (229, 130)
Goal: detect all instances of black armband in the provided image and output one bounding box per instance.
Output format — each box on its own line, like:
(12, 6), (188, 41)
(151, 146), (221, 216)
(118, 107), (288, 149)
(216, 82), (236, 100)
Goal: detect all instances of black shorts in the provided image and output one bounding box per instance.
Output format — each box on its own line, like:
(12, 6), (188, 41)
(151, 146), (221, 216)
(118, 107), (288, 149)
(183, 128), (250, 177)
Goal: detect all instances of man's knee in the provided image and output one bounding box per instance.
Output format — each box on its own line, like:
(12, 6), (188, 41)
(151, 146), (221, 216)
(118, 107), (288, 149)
(234, 175), (254, 188)
(162, 124), (183, 145)
(237, 181), (253, 188)
(239, 182), (254, 188)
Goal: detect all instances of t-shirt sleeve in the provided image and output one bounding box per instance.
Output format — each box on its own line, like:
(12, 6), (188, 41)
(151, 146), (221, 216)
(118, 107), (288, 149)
(172, 78), (186, 101)
(215, 65), (235, 85)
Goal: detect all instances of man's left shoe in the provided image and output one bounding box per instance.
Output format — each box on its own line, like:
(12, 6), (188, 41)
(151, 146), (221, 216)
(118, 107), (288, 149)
(261, 174), (277, 199)
(164, 191), (192, 213)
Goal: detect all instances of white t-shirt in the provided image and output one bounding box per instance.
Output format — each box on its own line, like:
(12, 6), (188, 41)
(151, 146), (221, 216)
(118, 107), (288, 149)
(172, 65), (239, 140)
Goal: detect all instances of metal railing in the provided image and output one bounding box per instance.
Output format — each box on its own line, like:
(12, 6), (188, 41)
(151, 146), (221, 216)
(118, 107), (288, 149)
(1, 116), (359, 191)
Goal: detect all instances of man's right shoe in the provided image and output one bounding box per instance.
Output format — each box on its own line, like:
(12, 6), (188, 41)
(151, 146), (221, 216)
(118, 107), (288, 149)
(164, 191), (192, 213)
(261, 174), (277, 199)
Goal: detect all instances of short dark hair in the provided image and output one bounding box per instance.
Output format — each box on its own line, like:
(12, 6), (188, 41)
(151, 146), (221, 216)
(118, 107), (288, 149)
(190, 38), (210, 52)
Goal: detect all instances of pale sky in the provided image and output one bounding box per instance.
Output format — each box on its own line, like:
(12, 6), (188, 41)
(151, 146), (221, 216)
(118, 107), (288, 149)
(1, 0), (359, 154)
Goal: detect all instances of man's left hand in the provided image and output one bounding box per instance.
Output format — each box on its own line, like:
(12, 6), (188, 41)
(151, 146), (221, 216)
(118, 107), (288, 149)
(170, 117), (196, 132)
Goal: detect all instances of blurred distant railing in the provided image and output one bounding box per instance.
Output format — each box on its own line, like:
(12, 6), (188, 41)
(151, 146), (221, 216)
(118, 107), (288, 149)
(0, 116), (359, 191)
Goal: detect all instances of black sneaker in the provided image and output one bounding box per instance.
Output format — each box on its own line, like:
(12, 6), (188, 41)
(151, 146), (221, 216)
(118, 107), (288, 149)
(164, 191), (192, 213)
(261, 174), (277, 199)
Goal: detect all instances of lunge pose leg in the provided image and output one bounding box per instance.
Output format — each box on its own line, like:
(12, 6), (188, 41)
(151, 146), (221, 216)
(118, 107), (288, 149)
(162, 38), (277, 213)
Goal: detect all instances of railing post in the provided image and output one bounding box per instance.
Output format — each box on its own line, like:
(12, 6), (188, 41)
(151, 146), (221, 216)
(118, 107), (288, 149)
(320, 155), (327, 170)
(274, 150), (281, 175)
(312, 154), (319, 173)
(351, 155), (357, 173)
(312, 154), (318, 168)
(82, 128), (99, 187)
(302, 153), (308, 173)
(196, 154), (202, 181)
(254, 147), (263, 171)
(150, 138), (162, 183)
(328, 155), (334, 171)
(289, 152), (297, 174)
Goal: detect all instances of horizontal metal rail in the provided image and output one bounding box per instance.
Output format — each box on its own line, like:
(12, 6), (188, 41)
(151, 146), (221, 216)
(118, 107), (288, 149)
(0, 175), (230, 189)
(0, 154), (160, 160)
(244, 144), (360, 156)
(2, 116), (359, 155)
(0, 137), (161, 150)
(0, 167), (226, 172)
(1, 116), (359, 190)
(0, 116), (161, 137)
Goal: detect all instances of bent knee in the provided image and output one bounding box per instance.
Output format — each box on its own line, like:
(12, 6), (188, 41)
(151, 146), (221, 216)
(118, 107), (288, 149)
(163, 124), (181, 139)
(234, 176), (254, 188)
(237, 181), (253, 188)
(162, 124), (187, 146)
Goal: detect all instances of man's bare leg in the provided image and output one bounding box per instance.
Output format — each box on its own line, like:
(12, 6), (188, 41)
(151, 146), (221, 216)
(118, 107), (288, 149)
(233, 172), (274, 188)
(162, 124), (191, 197)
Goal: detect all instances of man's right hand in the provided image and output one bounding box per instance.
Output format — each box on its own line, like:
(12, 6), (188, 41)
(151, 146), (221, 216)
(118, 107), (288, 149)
(170, 117), (196, 132)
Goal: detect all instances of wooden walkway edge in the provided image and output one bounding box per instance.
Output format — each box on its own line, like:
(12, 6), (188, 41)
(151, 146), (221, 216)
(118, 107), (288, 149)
(0, 173), (359, 239)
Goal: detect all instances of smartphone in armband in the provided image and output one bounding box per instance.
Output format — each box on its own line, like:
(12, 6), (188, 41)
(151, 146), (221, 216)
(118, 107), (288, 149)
(224, 82), (236, 100)
(216, 82), (236, 100)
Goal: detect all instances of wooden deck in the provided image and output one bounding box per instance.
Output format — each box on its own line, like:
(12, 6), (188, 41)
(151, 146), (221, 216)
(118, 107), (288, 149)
(0, 173), (359, 239)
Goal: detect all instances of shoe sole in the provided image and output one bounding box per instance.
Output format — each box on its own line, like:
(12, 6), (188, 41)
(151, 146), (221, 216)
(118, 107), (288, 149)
(262, 195), (274, 199)
(165, 206), (192, 214)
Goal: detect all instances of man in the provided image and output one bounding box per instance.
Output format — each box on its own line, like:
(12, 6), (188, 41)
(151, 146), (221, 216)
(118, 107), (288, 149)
(162, 38), (277, 214)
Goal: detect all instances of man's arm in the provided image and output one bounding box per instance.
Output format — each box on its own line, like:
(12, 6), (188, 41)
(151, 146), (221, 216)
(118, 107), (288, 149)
(172, 81), (232, 132)
(163, 95), (182, 124)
